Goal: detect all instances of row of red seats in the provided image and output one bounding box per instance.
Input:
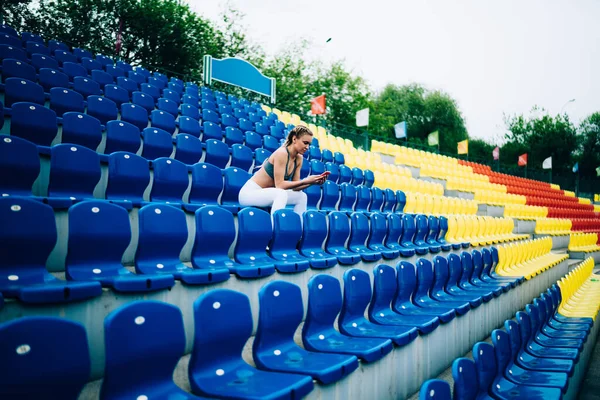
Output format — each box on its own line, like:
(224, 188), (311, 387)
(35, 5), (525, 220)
(547, 208), (600, 219)
(570, 219), (600, 236)
(527, 197), (593, 211)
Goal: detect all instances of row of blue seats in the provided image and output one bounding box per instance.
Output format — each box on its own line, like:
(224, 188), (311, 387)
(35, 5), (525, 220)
(1, 255), (524, 399)
(1, 136), (368, 206)
(420, 284), (593, 400)
(1, 195), (482, 303)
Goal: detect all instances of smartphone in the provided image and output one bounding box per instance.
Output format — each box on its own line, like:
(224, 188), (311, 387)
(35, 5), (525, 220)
(320, 171), (331, 177)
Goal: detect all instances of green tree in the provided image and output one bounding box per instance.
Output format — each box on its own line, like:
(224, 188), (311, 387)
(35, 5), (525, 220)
(503, 108), (578, 172)
(468, 138), (495, 165)
(578, 112), (600, 178)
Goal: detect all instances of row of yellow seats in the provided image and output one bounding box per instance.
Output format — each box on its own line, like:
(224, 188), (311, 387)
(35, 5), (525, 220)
(595, 194), (600, 202)
(445, 177), (504, 194)
(404, 192), (477, 215)
(378, 176), (444, 197)
(474, 190), (526, 206)
(446, 215), (527, 247)
(578, 197), (592, 205)
(568, 233), (600, 253)
(534, 218), (572, 235)
(495, 237), (567, 279)
(557, 257), (600, 320)
(503, 204), (548, 220)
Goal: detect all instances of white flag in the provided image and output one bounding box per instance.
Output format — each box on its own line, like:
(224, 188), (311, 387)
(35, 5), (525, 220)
(542, 156), (552, 169)
(356, 108), (369, 127)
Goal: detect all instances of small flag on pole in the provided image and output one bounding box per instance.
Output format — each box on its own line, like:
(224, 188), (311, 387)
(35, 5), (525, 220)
(394, 121), (407, 139)
(310, 95), (326, 115)
(427, 131), (439, 146)
(356, 108), (369, 127)
(457, 139), (469, 154)
(542, 156), (552, 169)
(572, 162), (579, 173)
(518, 153), (528, 166)
(492, 146), (500, 160)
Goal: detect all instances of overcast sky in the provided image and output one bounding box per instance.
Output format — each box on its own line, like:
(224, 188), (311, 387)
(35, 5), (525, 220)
(189, 0), (600, 144)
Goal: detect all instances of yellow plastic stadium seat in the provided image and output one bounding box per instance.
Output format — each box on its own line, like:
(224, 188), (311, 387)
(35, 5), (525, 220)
(557, 257), (600, 319)
(261, 105), (272, 113)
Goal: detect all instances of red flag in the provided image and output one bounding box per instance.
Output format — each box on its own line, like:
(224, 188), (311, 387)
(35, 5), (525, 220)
(310, 94), (326, 115)
(518, 153), (528, 166)
(492, 146), (499, 160)
(115, 18), (123, 54)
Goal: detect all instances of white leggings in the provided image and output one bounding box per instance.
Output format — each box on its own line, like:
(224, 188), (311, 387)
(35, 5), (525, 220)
(238, 180), (308, 221)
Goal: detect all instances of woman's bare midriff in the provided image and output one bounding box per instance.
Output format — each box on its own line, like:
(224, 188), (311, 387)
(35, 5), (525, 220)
(251, 167), (275, 188)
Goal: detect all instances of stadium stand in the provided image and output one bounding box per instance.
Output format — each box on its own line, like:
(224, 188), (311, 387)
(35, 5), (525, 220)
(0, 24), (598, 400)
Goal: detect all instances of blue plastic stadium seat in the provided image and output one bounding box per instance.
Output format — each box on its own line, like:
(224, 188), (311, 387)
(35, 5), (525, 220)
(106, 152), (150, 207)
(192, 206), (274, 278)
(205, 139), (230, 169)
(304, 274), (393, 362)
(73, 76), (101, 98)
(132, 91), (155, 113)
(445, 254), (490, 304)
(270, 126), (284, 139)
(157, 97), (179, 117)
(400, 214), (429, 255)
(320, 148), (333, 163)
(63, 62), (88, 82)
(381, 188), (395, 212)
(221, 166), (250, 213)
(90, 69), (113, 89)
(254, 280), (358, 383)
(2, 59), (36, 82)
(134, 66), (150, 77)
(384, 214), (415, 257)
(481, 248), (520, 287)
(61, 112), (103, 150)
(369, 187), (383, 212)
(50, 87), (85, 116)
(4, 78), (45, 107)
(221, 113), (237, 129)
(116, 61), (133, 72)
(297, 210), (337, 268)
(254, 148), (272, 168)
(96, 54), (114, 67)
(333, 151), (345, 165)
(300, 156), (310, 178)
(230, 143), (253, 172)
(234, 108), (248, 120)
(431, 256), (482, 308)
(339, 269), (418, 346)
(189, 289), (313, 398)
(0, 317), (91, 399)
(367, 213), (399, 259)
(174, 133), (203, 164)
(303, 182), (321, 210)
(338, 182), (357, 212)
(201, 120), (222, 142)
(473, 342), (563, 400)
(162, 88), (180, 103)
(66, 200), (175, 291)
(470, 250), (511, 293)
(336, 165), (350, 185)
(414, 258), (469, 315)
(25, 41), (50, 57)
(128, 70), (146, 86)
(0, 198), (102, 303)
(355, 185), (371, 213)
(22, 32), (44, 43)
(182, 94), (199, 106)
(269, 210), (311, 272)
(200, 99), (216, 112)
(104, 84), (130, 107)
(364, 169), (375, 187)
(105, 65), (125, 79)
(369, 264), (440, 334)
(181, 103), (200, 119)
(10, 102), (58, 146)
(238, 117), (254, 132)
(224, 126), (244, 146)
(104, 120), (141, 154)
(48, 39), (69, 53)
(81, 57), (101, 73)
(427, 216), (451, 251)
(147, 76), (165, 90)
(351, 167), (364, 185)
(154, 71), (168, 83)
(235, 207), (292, 272)
(0, 135), (40, 197)
(325, 212), (361, 265)
(185, 163), (222, 210)
(149, 157), (189, 204)
(38, 68), (69, 92)
(325, 162), (340, 183)
(320, 180), (339, 212)
(31, 53), (59, 71)
(415, 214), (440, 253)
(202, 108), (220, 124)
(101, 301), (206, 400)
(73, 47), (93, 61)
(244, 130), (262, 150)
(168, 81), (183, 94)
(54, 50), (78, 66)
(117, 76), (138, 94)
(262, 134), (279, 153)
(347, 212), (383, 261)
(308, 145), (322, 160)
(419, 379), (451, 400)
(48, 144), (101, 207)
(135, 205), (229, 284)
(517, 310), (579, 361)
(150, 109), (176, 134)
(141, 127), (172, 160)
(459, 252), (500, 299)
(121, 103), (149, 130)
(0, 44), (27, 62)
(310, 159), (325, 175)
(0, 33), (20, 47)
(86, 95), (117, 125)
(0, 25), (18, 37)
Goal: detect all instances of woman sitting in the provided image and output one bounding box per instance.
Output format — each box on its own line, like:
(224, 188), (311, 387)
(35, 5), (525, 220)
(238, 125), (328, 221)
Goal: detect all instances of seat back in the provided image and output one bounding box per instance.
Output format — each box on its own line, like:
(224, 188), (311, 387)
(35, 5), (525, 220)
(132, 91), (155, 112)
(459, 251), (474, 287)
(414, 258), (434, 299)
(419, 379), (452, 400)
(189, 162), (223, 206)
(0, 135), (40, 196)
(355, 185), (371, 212)
(141, 127), (173, 160)
(400, 214), (417, 246)
(310, 159), (325, 175)
(222, 167), (250, 208)
(426, 216), (441, 245)
(351, 167), (364, 186)
(178, 116), (201, 138)
(369, 264), (397, 314)
(446, 253), (463, 290)
(325, 212), (351, 253)
(299, 210), (327, 257)
(62, 112), (102, 150)
(86, 95), (117, 125)
(121, 103), (149, 131)
(364, 169), (375, 187)
(270, 210), (302, 260)
(385, 213), (402, 249)
(5, 77), (45, 107)
(340, 268), (372, 320)
(395, 190), (406, 213)
(234, 207), (273, 264)
(414, 214), (429, 245)
(393, 261), (417, 306)
(230, 143), (253, 172)
(49, 144), (101, 199)
(432, 256), (450, 294)
(104, 84), (130, 108)
(320, 180), (339, 211)
(254, 281), (303, 357)
(101, 301), (185, 398)
(504, 320), (522, 360)
(382, 188), (395, 213)
(451, 358), (479, 400)
(491, 329), (512, 374)
(150, 109), (176, 133)
(367, 213), (387, 250)
(191, 206), (235, 268)
(472, 342), (498, 394)
(150, 158), (188, 203)
(370, 187), (384, 212)
(470, 250), (484, 282)
(11, 102), (58, 146)
(348, 212), (370, 251)
(339, 164), (352, 184)
(0, 317), (90, 399)
(136, 204), (187, 274)
(338, 183), (357, 212)
(304, 274), (343, 336)
(174, 133), (203, 165)
(106, 152), (150, 204)
(304, 184), (321, 209)
(0, 198), (56, 289)
(205, 139), (230, 169)
(66, 201), (130, 278)
(325, 162), (340, 183)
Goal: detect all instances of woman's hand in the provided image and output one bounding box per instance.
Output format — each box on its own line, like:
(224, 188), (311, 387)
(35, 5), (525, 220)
(304, 172), (329, 186)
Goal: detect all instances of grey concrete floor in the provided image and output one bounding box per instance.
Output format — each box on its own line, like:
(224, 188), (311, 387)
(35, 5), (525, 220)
(578, 334), (600, 400)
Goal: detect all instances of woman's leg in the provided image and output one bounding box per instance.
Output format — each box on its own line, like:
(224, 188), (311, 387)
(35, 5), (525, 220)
(287, 190), (307, 219)
(238, 180), (288, 210)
